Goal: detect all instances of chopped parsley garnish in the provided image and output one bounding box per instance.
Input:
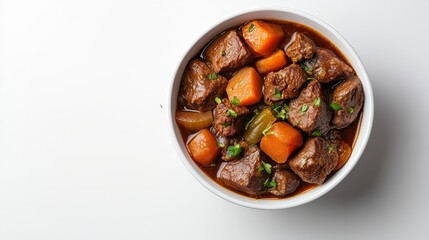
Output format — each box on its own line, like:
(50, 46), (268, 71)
(348, 106), (354, 113)
(299, 157), (307, 168)
(262, 123), (274, 136)
(238, 79), (246, 86)
(277, 108), (287, 120)
(300, 63), (313, 74)
(245, 110), (259, 130)
(271, 104), (289, 120)
(312, 130), (322, 137)
(206, 72), (218, 80)
(227, 109), (238, 118)
(226, 143), (242, 158)
(249, 23), (256, 32)
(222, 50), (226, 57)
(264, 178), (277, 189)
(217, 141), (225, 148)
(328, 144), (335, 153)
(300, 104), (309, 113)
(307, 77), (315, 81)
(258, 161), (272, 174)
(274, 88), (281, 98)
(330, 102), (342, 111)
(209, 163), (216, 167)
(271, 104), (281, 113)
(313, 97), (320, 106)
(231, 96), (240, 106)
(222, 122), (231, 127)
(215, 97), (222, 104)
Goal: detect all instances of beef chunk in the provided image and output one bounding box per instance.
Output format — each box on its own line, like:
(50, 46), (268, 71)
(325, 129), (341, 141)
(178, 59), (228, 111)
(263, 64), (307, 105)
(289, 137), (339, 184)
(288, 80), (331, 135)
(301, 48), (353, 83)
(285, 32), (316, 63)
(203, 30), (253, 73)
(268, 170), (300, 196)
(331, 76), (364, 128)
(219, 145), (268, 196)
(214, 98), (249, 137)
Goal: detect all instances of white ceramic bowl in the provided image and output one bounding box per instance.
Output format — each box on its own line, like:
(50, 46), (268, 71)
(168, 7), (374, 209)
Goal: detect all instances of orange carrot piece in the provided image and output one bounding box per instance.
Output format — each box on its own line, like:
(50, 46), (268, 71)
(255, 49), (287, 74)
(226, 67), (262, 107)
(187, 129), (220, 166)
(260, 122), (303, 163)
(242, 20), (284, 57)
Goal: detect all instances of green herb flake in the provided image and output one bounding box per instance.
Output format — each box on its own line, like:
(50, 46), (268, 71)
(217, 141), (225, 148)
(264, 178), (277, 189)
(249, 23), (256, 32)
(238, 79), (246, 86)
(313, 97), (320, 106)
(328, 144), (335, 154)
(222, 50), (226, 57)
(300, 104), (309, 113)
(299, 157), (307, 168)
(209, 163), (216, 167)
(330, 102), (342, 111)
(227, 109), (238, 118)
(307, 77), (315, 81)
(231, 96), (240, 106)
(206, 72), (218, 80)
(277, 108), (287, 120)
(348, 106), (354, 113)
(262, 123), (274, 136)
(274, 88), (281, 98)
(271, 104), (281, 113)
(259, 161), (272, 174)
(226, 143), (242, 158)
(300, 63), (313, 74)
(312, 130), (322, 137)
(215, 97), (222, 104)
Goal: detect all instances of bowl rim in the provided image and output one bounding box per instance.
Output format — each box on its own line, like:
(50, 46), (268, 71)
(167, 6), (374, 209)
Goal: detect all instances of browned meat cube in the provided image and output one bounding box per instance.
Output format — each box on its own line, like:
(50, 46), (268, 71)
(214, 98), (249, 137)
(219, 145), (268, 196)
(178, 59), (228, 111)
(285, 32), (316, 63)
(287, 80), (331, 135)
(301, 48), (353, 83)
(268, 170), (300, 196)
(289, 137), (338, 184)
(203, 30), (253, 73)
(263, 64), (307, 105)
(331, 76), (364, 128)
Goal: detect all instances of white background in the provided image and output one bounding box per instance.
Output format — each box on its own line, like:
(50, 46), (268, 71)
(1, 0), (428, 239)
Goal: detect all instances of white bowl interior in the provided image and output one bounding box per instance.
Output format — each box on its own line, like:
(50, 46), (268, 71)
(168, 8), (374, 209)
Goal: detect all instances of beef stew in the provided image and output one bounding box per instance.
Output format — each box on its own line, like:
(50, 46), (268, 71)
(175, 19), (364, 199)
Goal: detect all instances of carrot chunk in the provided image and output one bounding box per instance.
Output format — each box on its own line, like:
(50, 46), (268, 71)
(260, 122), (303, 163)
(187, 129), (220, 166)
(255, 49), (287, 74)
(226, 67), (262, 107)
(242, 20), (284, 57)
